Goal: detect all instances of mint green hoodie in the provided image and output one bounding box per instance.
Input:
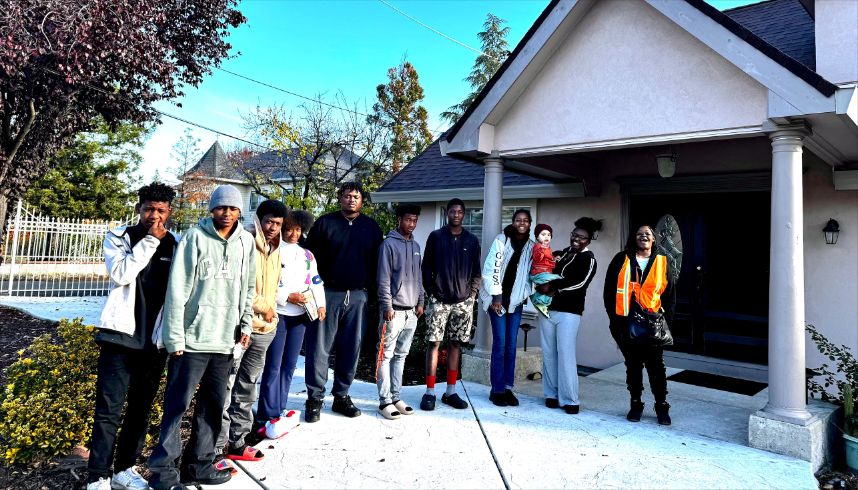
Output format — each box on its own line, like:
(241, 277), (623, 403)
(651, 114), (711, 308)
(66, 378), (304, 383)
(161, 217), (256, 354)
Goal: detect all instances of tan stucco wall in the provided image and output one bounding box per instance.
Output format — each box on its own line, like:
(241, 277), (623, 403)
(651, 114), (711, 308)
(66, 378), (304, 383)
(494, 0), (768, 154)
(802, 157), (858, 370)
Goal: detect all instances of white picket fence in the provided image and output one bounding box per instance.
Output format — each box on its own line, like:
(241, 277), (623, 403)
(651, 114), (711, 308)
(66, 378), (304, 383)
(0, 201), (134, 297)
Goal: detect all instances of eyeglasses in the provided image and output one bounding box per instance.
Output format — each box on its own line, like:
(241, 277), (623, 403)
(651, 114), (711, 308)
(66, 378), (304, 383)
(570, 233), (590, 241)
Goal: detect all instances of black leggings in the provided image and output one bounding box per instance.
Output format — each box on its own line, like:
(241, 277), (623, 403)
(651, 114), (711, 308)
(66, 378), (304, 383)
(620, 344), (667, 403)
(610, 321), (667, 402)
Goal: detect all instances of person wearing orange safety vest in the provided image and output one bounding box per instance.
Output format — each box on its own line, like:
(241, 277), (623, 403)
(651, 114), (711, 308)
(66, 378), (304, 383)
(603, 224), (676, 426)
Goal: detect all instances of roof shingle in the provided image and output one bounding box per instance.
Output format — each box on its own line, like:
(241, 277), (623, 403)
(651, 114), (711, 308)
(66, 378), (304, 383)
(378, 139), (549, 193)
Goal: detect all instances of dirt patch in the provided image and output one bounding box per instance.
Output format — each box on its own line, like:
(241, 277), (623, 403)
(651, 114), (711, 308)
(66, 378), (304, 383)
(0, 305), (58, 385)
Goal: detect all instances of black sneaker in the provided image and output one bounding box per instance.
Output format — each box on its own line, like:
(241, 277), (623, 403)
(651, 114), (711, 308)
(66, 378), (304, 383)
(180, 467), (232, 486)
(655, 401), (672, 426)
(420, 393), (436, 411)
(545, 398), (560, 409)
(563, 404), (580, 414)
(627, 400), (644, 422)
(305, 398), (322, 423)
(504, 389), (519, 407)
(332, 395), (362, 418)
(441, 393), (469, 409)
(489, 392), (508, 407)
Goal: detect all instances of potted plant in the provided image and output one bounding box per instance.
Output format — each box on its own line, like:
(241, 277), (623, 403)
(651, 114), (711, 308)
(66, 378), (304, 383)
(843, 386), (858, 471)
(807, 324), (858, 473)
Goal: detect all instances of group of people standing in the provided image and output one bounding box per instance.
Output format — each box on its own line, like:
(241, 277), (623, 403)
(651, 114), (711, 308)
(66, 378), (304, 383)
(85, 179), (676, 490)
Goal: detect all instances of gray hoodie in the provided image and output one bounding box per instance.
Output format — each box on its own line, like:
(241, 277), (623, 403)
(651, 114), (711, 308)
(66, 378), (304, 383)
(160, 217), (256, 354)
(377, 229), (424, 312)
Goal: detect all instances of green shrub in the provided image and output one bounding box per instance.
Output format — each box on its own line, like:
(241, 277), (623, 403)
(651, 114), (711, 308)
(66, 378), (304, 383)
(0, 318), (99, 463)
(806, 323), (858, 407)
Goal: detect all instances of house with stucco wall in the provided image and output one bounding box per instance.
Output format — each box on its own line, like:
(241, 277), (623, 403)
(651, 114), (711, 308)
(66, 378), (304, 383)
(373, 0), (858, 469)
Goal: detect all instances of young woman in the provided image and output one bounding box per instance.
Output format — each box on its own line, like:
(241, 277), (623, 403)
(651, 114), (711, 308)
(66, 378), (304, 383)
(603, 224), (677, 425)
(480, 209), (534, 407)
(537, 217), (602, 414)
(256, 212), (326, 429)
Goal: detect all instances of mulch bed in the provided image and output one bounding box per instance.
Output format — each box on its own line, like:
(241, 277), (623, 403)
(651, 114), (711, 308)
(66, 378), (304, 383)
(0, 306), (59, 385)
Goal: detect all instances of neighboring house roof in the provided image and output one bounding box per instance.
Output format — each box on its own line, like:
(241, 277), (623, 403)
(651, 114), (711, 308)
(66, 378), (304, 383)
(185, 141), (244, 181)
(372, 139), (584, 201)
(723, 0), (816, 71)
(445, 0), (837, 144)
(184, 142), (366, 184)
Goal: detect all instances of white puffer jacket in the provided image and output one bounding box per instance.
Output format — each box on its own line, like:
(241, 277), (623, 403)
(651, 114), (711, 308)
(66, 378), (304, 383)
(99, 226), (178, 335)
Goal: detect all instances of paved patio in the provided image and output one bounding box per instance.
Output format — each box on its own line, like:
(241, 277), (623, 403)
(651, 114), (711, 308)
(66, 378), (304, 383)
(2, 297), (819, 489)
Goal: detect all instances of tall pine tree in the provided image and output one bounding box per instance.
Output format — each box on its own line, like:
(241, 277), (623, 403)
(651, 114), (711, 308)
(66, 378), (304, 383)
(371, 60), (432, 174)
(441, 14), (511, 124)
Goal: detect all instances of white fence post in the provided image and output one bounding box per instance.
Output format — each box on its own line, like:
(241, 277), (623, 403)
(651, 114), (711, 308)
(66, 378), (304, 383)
(7, 200), (22, 296)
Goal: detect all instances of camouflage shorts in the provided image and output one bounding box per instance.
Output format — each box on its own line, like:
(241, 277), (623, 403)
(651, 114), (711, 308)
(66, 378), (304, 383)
(425, 296), (476, 343)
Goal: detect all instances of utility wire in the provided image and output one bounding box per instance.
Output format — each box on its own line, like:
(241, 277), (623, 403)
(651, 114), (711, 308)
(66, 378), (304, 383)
(216, 67), (372, 118)
(41, 67), (275, 151)
(377, 0), (496, 61)
(215, 67), (443, 135)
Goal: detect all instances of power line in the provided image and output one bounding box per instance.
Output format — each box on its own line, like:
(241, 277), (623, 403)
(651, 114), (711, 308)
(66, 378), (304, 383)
(216, 67), (372, 118)
(215, 67), (444, 135)
(377, 0), (496, 61)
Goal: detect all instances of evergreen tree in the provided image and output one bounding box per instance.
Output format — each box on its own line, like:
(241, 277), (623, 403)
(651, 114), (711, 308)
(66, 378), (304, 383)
(371, 60), (432, 174)
(24, 120), (145, 220)
(441, 14), (511, 124)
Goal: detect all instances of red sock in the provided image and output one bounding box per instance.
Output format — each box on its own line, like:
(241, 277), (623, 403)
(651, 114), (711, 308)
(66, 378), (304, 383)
(426, 375), (436, 388)
(447, 370), (458, 386)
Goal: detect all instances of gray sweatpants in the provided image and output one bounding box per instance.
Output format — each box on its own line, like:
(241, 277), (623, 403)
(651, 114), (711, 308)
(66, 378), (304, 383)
(538, 311), (581, 406)
(217, 330), (276, 450)
(376, 309), (418, 405)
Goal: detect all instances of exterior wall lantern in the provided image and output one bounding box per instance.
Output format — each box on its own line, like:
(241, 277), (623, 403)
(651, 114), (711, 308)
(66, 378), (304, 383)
(656, 151), (677, 178)
(823, 218), (840, 245)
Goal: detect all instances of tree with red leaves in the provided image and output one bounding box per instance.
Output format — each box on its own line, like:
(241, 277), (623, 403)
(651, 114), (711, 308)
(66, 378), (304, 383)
(0, 0), (245, 244)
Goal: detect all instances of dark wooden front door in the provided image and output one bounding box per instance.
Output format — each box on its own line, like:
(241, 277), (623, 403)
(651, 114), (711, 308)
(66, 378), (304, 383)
(629, 191), (770, 364)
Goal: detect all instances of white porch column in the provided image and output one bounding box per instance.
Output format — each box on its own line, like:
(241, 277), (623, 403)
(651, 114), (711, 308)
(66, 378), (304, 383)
(763, 121), (812, 425)
(473, 154), (504, 355)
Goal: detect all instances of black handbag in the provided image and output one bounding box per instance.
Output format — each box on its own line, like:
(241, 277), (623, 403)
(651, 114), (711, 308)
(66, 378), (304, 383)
(626, 294), (673, 346)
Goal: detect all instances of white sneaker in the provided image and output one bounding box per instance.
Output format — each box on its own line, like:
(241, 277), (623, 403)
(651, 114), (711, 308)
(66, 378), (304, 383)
(86, 478), (111, 490)
(111, 467), (149, 490)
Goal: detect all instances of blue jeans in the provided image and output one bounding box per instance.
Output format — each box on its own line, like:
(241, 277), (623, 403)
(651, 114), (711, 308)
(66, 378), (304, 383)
(489, 305), (523, 394)
(257, 314), (309, 423)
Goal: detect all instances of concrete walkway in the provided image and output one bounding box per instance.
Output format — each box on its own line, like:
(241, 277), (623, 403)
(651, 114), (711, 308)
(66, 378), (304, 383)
(2, 297), (819, 489)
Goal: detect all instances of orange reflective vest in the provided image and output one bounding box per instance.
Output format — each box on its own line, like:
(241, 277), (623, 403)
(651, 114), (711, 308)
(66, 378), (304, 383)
(615, 254), (668, 316)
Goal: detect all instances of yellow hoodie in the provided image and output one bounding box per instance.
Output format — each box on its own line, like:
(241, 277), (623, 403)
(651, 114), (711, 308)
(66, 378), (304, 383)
(250, 215), (282, 334)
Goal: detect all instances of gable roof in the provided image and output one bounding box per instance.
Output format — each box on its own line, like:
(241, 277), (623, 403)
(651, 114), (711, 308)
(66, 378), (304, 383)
(723, 0), (815, 71)
(445, 0), (837, 144)
(185, 142), (366, 183)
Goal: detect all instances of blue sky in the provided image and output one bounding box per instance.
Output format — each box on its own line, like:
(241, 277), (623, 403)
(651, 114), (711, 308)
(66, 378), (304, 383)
(141, 0), (758, 182)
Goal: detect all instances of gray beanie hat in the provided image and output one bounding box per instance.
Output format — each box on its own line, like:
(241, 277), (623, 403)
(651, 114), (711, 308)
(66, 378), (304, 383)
(208, 185), (243, 213)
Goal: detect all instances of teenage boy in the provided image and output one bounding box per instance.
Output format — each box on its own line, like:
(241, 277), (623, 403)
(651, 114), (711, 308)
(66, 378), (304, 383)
(148, 185), (256, 490)
(375, 204), (424, 419)
(87, 182), (178, 490)
(303, 182), (383, 423)
(216, 199), (287, 462)
(420, 198), (481, 411)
